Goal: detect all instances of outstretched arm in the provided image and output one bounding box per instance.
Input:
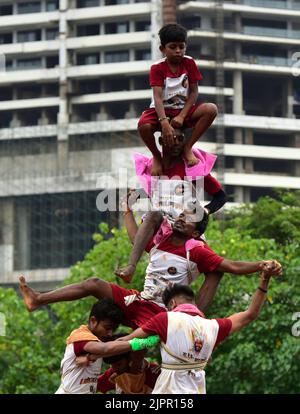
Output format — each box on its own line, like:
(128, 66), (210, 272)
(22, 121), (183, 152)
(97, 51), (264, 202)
(228, 271), (275, 334)
(118, 328), (149, 341)
(217, 259), (282, 276)
(83, 334), (159, 357)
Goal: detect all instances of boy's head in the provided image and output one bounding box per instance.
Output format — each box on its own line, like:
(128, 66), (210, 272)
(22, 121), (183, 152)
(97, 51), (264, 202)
(102, 333), (131, 375)
(158, 128), (185, 157)
(159, 24), (187, 63)
(159, 24), (187, 47)
(172, 203), (209, 240)
(88, 298), (124, 340)
(162, 284), (195, 310)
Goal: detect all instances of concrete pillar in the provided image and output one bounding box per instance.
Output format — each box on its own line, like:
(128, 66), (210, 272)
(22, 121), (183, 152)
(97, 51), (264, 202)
(129, 20), (135, 34)
(10, 113), (21, 128)
(234, 129), (243, 173)
(125, 78), (136, 118)
(15, 203), (31, 270)
(38, 110), (50, 125)
(294, 134), (300, 176)
(201, 16), (212, 30)
(0, 199), (14, 276)
(10, 89), (21, 126)
(233, 128), (244, 203)
(162, 0), (177, 25)
(244, 187), (251, 203)
(234, 187), (244, 203)
(96, 82), (109, 120)
(12, 30), (17, 44)
(57, 0), (69, 173)
(244, 129), (253, 174)
(129, 48), (135, 62)
(233, 70), (243, 115)
(96, 105), (109, 121)
(151, 0), (163, 61)
(100, 21), (105, 35)
(284, 78), (294, 118)
(41, 0), (47, 12)
(41, 28), (46, 41)
(235, 12), (242, 35)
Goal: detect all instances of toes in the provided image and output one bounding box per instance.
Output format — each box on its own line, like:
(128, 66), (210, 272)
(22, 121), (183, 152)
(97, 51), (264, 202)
(19, 276), (26, 284)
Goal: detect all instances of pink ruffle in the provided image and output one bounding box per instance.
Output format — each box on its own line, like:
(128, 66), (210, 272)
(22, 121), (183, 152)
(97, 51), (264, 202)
(134, 148), (217, 196)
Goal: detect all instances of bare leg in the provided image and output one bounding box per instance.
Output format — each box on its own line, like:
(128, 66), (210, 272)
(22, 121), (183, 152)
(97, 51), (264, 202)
(115, 211), (163, 283)
(184, 103), (218, 166)
(138, 124), (163, 176)
(19, 276), (112, 312)
(196, 271), (223, 313)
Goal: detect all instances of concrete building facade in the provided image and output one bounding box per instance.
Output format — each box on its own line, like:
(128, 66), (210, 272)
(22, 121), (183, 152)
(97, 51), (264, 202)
(0, 0), (300, 286)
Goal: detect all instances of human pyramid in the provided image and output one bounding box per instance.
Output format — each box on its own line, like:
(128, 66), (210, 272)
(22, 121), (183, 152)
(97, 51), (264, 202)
(19, 24), (282, 394)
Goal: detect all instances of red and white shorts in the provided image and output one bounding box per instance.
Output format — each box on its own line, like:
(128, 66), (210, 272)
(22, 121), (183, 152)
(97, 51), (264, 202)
(138, 103), (202, 130)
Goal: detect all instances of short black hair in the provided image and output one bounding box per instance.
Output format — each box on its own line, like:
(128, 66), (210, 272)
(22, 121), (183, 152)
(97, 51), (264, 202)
(89, 298), (124, 325)
(195, 210), (209, 236)
(162, 284), (195, 307)
(159, 24), (187, 47)
(102, 333), (131, 364)
(186, 201), (209, 236)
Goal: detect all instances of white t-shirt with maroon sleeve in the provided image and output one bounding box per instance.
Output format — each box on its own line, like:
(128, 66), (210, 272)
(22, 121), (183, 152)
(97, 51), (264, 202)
(141, 309), (232, 394)
(55, 340), (102, 394)
(149, 56), (203, 109)
(140, 236), (224, 307)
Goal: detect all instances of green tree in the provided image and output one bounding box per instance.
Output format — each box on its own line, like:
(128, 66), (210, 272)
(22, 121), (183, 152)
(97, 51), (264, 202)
(0, 191), (299, 393)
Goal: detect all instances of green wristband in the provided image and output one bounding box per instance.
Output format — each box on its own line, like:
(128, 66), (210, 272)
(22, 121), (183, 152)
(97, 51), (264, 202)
(129, 335), (160, 351)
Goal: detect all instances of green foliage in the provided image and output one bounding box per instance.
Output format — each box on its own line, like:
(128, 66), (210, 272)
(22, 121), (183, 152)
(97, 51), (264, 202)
(0, 191), (299, 393)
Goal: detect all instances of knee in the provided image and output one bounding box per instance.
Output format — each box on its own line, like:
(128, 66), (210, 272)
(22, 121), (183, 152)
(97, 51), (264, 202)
(202, 103), (218, 119)
(144, 211), (163, 227)
(138, 123), (154, 137)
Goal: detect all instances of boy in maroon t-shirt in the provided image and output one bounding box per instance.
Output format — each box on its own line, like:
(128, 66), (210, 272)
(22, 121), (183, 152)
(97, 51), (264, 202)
(138, 23), (217, 175)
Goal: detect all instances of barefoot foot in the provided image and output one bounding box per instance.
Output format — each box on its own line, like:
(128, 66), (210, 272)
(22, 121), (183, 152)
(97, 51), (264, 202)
(184, 147), (199, 167)
(19, 276), (41, 312)
(151, 157), (163, 176)
(115, 264), (136, 283)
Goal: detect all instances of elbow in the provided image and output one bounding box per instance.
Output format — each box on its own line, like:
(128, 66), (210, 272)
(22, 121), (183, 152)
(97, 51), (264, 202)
(246, 310), (258, 323)
(216, 189), (228, 206)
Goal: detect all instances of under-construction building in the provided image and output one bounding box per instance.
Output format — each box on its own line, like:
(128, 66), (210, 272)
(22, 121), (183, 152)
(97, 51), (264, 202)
(0, 0), (300, 286)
